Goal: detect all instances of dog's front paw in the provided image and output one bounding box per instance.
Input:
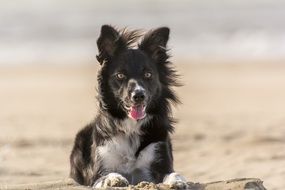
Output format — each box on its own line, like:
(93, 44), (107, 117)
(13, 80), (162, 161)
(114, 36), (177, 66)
(163, 172), (188, 189)
(93, 173), (129, 188)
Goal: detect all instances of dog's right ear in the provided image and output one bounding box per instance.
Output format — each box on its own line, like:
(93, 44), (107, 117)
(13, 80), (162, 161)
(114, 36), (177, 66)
(96, 25), (125, 65)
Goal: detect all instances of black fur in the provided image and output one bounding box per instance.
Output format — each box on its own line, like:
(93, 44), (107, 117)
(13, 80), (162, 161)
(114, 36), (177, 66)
(70, 25), (180, 186)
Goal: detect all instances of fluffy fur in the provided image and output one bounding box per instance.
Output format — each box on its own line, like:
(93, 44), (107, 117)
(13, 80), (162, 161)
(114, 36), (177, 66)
(69, 25), (186, 188)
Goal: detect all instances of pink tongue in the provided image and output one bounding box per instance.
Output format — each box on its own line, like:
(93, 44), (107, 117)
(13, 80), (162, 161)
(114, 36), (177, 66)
(129, 105), (146, 120)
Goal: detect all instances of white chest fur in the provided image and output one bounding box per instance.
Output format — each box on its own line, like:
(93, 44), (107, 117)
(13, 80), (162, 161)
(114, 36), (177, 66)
(97, 118), (158, 175)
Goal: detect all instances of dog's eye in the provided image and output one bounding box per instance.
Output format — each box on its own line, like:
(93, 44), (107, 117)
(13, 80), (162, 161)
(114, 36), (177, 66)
(144, 72), (152, 79)
(116, 73), (125, 80)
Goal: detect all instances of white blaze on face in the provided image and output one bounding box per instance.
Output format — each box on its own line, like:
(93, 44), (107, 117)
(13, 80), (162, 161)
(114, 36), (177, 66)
(130, 80), (145, 97)
(128, 79), (146, 121)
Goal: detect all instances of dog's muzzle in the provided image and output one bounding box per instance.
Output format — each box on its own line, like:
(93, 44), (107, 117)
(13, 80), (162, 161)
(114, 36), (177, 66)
(127, 89), (147, 120)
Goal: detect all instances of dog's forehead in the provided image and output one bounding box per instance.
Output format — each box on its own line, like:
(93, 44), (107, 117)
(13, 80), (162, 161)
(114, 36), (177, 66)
(116, 49), (152, 70)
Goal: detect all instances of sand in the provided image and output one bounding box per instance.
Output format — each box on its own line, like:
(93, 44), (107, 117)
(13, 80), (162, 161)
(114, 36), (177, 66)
(1, 178), (266, 190)
(0, 60), (284, 189)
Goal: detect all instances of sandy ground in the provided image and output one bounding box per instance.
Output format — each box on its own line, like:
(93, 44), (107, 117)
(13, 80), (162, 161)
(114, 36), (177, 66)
(0, 60), (285, 190)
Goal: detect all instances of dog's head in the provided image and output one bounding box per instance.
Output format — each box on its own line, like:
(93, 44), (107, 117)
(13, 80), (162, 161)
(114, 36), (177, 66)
(96, 25), (179, 121)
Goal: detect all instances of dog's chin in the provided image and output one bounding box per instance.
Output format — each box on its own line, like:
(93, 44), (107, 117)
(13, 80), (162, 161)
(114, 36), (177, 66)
(124, 104), (147, 121)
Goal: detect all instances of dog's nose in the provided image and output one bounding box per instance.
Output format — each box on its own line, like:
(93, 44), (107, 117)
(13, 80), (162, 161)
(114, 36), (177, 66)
(132, 90), (145, 103)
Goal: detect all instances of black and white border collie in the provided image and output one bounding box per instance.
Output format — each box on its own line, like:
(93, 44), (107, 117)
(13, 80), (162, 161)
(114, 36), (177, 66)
(70, 25), (187, 188)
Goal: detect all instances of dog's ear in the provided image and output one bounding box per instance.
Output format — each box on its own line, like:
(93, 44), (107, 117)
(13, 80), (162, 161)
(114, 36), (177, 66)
(96, 25), (125, 65)
(139, 27), (170, 63)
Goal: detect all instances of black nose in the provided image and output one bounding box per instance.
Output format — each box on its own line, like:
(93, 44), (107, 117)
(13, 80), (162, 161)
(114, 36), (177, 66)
(132, 90), (145, 103)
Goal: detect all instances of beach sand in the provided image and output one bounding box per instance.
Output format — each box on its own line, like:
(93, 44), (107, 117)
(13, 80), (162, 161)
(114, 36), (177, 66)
(0, 60), (284, 189)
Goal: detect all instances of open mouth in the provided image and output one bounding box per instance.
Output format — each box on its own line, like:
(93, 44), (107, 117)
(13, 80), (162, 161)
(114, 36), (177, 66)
(125, 104), (146, 120)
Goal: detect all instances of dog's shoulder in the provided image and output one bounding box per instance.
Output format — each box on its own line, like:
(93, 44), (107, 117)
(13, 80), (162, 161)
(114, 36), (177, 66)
(73, 123), (94, 148)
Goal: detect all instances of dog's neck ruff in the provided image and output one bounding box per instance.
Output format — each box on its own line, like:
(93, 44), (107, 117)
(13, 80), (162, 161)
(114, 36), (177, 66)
(114, 115), (153, 136)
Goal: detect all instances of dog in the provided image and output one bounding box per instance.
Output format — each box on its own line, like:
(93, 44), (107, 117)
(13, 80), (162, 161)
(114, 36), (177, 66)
(69, 25), (187, 188)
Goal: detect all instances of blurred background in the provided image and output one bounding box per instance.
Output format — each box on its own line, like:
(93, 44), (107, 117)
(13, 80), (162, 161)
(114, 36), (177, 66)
(1, 0), (285, 64)
(0, 0), (285, 190)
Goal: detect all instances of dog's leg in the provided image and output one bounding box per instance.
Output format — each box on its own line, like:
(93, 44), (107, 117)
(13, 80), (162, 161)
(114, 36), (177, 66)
(92, 173), (129, 188)
(163, 172), (188, 189)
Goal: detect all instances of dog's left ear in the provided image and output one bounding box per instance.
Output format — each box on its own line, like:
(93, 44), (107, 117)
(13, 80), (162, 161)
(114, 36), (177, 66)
(139, 27), (170, 63)
(96, 25), (126, 65)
